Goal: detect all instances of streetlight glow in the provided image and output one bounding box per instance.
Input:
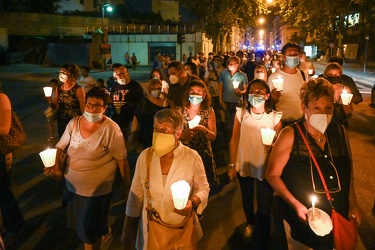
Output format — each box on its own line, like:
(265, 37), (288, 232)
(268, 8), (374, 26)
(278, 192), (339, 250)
(259, 18), (265, 25)
(101, 3), (112, 31)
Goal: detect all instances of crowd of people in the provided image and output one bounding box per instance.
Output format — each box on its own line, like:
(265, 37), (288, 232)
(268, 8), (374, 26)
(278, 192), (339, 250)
(0, 42), (365, 249)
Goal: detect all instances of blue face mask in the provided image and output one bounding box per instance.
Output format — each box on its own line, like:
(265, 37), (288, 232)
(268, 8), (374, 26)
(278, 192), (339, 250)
(285, 56), (299, 69)
(189, 95), (203, 106)
(248, 94), (265, 108)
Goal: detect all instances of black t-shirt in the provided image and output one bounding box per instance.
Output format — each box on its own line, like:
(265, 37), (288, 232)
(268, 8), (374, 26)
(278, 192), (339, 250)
(168, 74), (200, 107)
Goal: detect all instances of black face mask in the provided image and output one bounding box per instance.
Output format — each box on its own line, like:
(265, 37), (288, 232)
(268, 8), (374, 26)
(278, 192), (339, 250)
(326, 75), (342, 84)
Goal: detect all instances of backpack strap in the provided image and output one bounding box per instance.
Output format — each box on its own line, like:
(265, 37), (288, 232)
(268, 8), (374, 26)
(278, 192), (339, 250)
(299, 69), (306, 82)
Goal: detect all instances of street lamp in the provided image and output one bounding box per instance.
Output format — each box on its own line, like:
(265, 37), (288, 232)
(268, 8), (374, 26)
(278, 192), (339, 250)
(101, 3), (112, 31)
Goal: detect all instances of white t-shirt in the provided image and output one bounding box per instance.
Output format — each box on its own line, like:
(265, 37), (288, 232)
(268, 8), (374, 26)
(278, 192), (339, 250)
(56, 116), (127, 197)
(268, 69), (307, 122)
(77, 75), (96, 93)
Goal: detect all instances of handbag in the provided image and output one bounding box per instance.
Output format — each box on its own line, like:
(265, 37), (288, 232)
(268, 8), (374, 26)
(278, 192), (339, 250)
(296, 123), (358, 250)
(0, 110), (27, 155)
(144, 149), (201, 250)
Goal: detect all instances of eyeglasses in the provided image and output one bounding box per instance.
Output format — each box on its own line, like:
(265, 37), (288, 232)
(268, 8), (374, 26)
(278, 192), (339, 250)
(86, 102), (104, 110)
(311, 160), (341, 194)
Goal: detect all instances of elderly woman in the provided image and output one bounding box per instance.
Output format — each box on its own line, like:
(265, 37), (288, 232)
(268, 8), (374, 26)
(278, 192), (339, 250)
(322, 62), (362, 128)
(266, 78), (362, 249)
(51, 63), (85, 137)
(45, 87), (130, 250)
(130, 78), (169, 152)
(122, 108), (210, 250)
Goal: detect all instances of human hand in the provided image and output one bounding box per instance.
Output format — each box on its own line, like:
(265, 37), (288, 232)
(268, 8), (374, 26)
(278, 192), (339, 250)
(271, 88), (281, 101)
(350, 206), (363, 225)
(191, 125), (207, 134)
(181, 130), (194, 141)
(220, 101), (227, 110)
(173, 199), (193, 216)
(234, 88), (242, 96)
(227, 166), (237, 182)
(294, 202), (309, 224)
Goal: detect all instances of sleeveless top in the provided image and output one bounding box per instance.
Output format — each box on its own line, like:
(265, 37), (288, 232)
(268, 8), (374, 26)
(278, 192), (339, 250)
(57, 84), (82, 135)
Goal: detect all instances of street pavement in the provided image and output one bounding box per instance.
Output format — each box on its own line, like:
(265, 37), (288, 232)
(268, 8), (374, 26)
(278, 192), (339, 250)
(0, 61), (374, 249)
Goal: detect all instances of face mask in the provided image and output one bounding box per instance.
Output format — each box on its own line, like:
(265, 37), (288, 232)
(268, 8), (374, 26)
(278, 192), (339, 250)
(83, 110), (103, 123)
(285, 56), (299, 69)
(151, 89), (161, 98)
(59, 74), (68, 82)
(152, 132), (176, 157)
(228, 65), (236, 71)
(169, 75), (179, 84)
(306, 111), (333, 134)
(255, 72), (265, 80)
(189, 95), (203, 106)
(248, 94), (265, 108)
(326, 76), (341, 84)
(117, 79), (126, 85)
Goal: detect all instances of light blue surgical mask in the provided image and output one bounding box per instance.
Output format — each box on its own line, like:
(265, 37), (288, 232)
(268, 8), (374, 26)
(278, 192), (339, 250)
(189, 95), (203, 106)
(285, 56), (299, 69)
(248, 94), (265, 108)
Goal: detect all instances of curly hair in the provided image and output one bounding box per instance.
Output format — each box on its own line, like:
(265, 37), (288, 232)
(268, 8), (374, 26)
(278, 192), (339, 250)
(62, 64), (80, 80)
(299, 78), (334, 106)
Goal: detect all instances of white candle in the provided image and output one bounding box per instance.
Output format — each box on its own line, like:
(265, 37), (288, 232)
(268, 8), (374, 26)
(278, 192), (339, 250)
(232, 79), (240, 89)
(272, 76), (284, 91)
(170, 180), (190, 210)
(340, 90), (353, 105)
(188, 115), (201, 129)
(260, 128), (276, 145)
(311, 195), (317, 217)
(308, 69), (313, 75)
(39, 148), (57, 168)
(43, 87), (53, 97)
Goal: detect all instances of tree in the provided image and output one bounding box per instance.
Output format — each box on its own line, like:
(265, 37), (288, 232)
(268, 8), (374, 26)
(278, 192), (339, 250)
(1, 0), (61, 13)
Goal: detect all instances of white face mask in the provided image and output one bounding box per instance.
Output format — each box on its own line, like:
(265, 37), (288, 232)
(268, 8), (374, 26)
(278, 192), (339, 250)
(228, 65), (236, 71)
(169, 75), (179, 84)
(255, 72), (265, 80)
(117, 79), (126, 85)
(305, 110), (332, 134)
(150, 89), (161, 98)
(59, 74), (68, 83)
(83, 110), (103, 123)
(152, 132), (177, 157)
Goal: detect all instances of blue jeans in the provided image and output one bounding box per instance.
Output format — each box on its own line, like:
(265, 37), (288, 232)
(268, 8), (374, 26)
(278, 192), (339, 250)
(0, 153), (25, 233)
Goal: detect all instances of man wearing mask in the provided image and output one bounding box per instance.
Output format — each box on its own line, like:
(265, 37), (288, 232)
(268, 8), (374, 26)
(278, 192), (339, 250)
(167, 61), (200, 109)
(268, 42), (308, 127)
(110, 66), (144, 142)
(243, 51), (263, 81)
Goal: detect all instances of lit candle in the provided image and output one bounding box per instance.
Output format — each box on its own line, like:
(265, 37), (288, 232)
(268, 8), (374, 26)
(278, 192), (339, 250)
(39, 148), (57, 168)
(188, 115), (201, 129)
(272, 76), (284, 91)
(43, 87), (53, 97)
(340, 90), (353, 105)
(311, 195), (317, 217)
(232, 79), (240, 89)
(170, 180), (190, 209)
(260, 128), (276, 145)
(308, 69), (313, 75)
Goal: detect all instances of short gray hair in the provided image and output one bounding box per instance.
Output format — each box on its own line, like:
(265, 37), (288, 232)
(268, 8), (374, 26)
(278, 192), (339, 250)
(154, 108), (184, 131)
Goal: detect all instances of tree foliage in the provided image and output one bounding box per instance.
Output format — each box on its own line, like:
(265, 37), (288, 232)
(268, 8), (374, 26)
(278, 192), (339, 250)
(1, 0), (61, 13)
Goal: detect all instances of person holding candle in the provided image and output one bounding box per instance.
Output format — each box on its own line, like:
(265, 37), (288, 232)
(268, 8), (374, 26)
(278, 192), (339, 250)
(44, 87), (130, 250)
(322, 62), (362, 128)
(180, 80), (219, 195)
(266, 78), (362, 249)
(121, 108), (209, 249)
(44, 78), (59, 143)
(267, 42), (308, 127)
(55, 64), (85, 138)
(218, 56), (248, 140)
(298, 50), (316, 77)
(0, 81), (25, 247)
(228, 79), (282, 247)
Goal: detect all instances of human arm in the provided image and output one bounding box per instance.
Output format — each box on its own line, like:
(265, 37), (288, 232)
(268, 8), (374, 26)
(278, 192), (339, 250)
(191, 108), (216, 141)
(0, 93), (11, 136)
(76, 86), (86, 113)
(266, 126), (309, 222)
(117, 158), (131, 202)
(343, 75), (362, 104)
(218, 82), (227, 110)
(228, 113), (241, 182)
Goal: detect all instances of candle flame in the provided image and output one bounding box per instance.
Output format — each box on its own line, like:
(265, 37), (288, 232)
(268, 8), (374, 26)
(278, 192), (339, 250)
(311, 195), (317, 206)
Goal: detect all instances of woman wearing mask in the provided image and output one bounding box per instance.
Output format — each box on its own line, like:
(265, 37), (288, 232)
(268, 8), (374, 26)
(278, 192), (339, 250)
(130, 78), (169, 152)
(180, 80), (219, 195)
(150, 68), (169, 101)
(254, 64), (268, 81)
(228, 79), (282, 247)
(53, 64), (85, 137)
(44, 87), (130, 250)
(77, 66), (96, 93)
(266, 78), (362, 249)
(122, 108), (210, 249)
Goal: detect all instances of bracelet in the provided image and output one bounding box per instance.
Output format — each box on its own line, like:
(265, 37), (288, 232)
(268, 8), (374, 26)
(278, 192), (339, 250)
(229, 163), (235, 167)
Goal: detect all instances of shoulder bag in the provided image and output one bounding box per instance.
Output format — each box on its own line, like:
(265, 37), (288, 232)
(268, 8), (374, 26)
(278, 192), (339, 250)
(296, 123), (358, 250)
(145, 149), (201, 250)
(0, 110), (26, 155)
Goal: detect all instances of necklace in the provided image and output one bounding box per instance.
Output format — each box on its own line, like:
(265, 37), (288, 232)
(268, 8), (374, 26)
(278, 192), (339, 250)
(250, 110), (265, 120)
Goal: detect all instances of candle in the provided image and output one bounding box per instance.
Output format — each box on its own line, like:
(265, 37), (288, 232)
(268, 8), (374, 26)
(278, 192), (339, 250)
(260, 128), (276, 145)
(308, 69), (313, 75)
(39, 148), (57, 168)
(271, 67), (276, 73)
(188, 115), (201, 129)
(43, 87), (53, 97)
(170, 180), (190, 209)
(272, 76), (284, 91)
(232, 79), (240, 89)
(340, 90), (353, 105)
(311, 195), (317, 217)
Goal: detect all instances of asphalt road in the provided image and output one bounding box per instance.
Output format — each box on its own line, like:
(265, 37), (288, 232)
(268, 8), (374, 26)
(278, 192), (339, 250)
(0, 62), (374, 249)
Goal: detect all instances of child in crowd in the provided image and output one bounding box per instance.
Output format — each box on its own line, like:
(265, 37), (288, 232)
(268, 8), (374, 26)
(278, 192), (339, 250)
(44, 78), (59, 143)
